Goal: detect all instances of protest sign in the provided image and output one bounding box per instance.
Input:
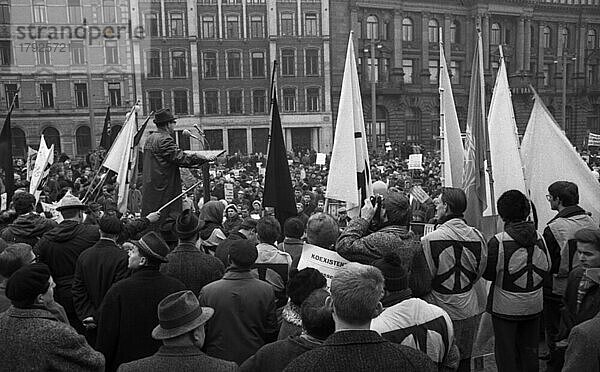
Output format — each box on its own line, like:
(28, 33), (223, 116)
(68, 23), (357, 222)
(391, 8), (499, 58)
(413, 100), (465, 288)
(410, 185), (431, 204)
(316, 153), (326, 165)
(41, 202), (63, 223)
(224, 183), (234, 202)
(408, 154), (423, 170)
(589, 132), (600, 147)
(297, 244), (350, 288)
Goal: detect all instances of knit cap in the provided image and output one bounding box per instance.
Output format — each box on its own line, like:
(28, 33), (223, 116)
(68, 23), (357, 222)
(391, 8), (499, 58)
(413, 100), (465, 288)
(6, 263), (51, 305)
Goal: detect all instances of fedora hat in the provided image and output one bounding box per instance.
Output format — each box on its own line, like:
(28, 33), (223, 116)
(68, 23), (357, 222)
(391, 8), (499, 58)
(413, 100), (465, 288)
(152, 290), (214, 340)
(56, 191), (86, 211)
(175, 209), (203, 237)
(153, 108), (177, 125)
(132, 231), (170, 263)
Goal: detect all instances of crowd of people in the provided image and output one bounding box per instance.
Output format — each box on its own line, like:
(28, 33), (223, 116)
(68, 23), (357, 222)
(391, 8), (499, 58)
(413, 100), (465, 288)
(1, 108), (600, 372)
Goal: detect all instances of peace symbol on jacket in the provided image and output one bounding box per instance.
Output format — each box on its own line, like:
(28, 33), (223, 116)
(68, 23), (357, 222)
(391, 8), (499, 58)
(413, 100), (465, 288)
(502, 243), (549, 293)
(429, 240), (483, 295)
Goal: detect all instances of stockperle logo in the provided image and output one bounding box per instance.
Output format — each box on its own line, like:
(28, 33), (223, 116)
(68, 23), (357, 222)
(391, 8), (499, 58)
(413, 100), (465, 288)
(8, 21), (146, 44)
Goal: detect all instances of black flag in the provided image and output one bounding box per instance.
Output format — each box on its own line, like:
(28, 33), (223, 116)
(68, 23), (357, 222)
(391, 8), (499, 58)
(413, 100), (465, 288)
(263, 91), (296, 230)
(0, 93), (17, 208)
(100, 106), (112, 149)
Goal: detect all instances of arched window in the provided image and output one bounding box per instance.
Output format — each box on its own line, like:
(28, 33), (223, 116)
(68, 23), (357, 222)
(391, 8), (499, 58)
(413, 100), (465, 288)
(542, 26), (551, 48)
(450, 21), (460, 44)
(561, 27), (569, 49)
(428, 19), (439, 43)
(110, 124), (122, 144)
(490, 23), (501, 45)
(11, 127), (27, 158)
(42, 127), (61, 154)
(75, 126), (91, 155)
(588, 29), (597, 49)
(406, 107), (421, 142)
(402, 18), (413, 42)
(366, 15), (378, 40)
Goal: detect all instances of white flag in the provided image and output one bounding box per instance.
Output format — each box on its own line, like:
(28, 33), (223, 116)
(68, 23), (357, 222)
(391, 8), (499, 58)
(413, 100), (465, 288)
(325, 32), (373, 218)
(26, 147), (37, 181)
(29, 135), (54, 201)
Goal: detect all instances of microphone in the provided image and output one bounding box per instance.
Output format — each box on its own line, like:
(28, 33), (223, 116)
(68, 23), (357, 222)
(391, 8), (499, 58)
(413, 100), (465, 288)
(193, 124), (204, 137)
(182, 129), (200, 141)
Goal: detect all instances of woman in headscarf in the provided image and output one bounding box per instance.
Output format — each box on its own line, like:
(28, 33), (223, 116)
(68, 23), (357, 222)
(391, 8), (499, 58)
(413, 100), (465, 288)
(222, 204), (242, 237)
(198, 201), (226, 255)
(250, 200), (263, 219)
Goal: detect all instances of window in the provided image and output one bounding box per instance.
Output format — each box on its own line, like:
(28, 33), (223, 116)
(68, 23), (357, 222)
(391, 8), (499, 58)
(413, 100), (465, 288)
(0, 41), (10, 66)
(40, 84), (54, 108)
(282, 87), (296, 112)
(74, 83), (88, 108)
(75, 126), (91, 155)
(379, 58), (389, 82)
(588, 29), (597, 49)
(252, 128), (268, 154)
(226, 15), (240, 39)
(103, 0), (116, 23)
(145, 13), (160, 37)
(367, 57), (379, 82)
(33, 1), (46, 23)
(450, 60), (460, 84)
(105, 40), (118, 64)
(71, 41), (84, 64)
(542, 26), (551, 48)
(306, 88), (319, 112)
(406, 108), (421, 141)
(204, 129), (223, 150)
(588, 64), (598, 86)
(305, 13), (318, 36)
(561, 27), (569, 49)
(108, 83), (121, 107)
(42, 127), (61, 153)
(253, 90), (266, 114)
(366, 15), (378, 40)
(170, 13), (184, 37)
(429, 59), (439, 83)
(229, 90), (243, 114)
(176, 131), (191, 151)
(171, 50), (187, 78)
(491, 23), (501, 45)
(402, 59), (413, 84)
(173, 90), (188, 115)
(205, 91), (219, 114)
(250, 16), (264, 38)
(202, 16), (216, 38)
(382, 22), (388, 41)
(402, 18), (413, 42)
(147, 50), (161, 77)
(0, 4), (9, 24)
(305, 49), (319, 76)
(36, 41), (50, 65)
(227, 51), (241, 78)
(148, 91), (163, 113)
(450, 21), (459, 44)
(281, 13), (294, 36)
(251, 51), (265, 78)
(203, 52), (217, 78)
(5, 84), (19, 109)
(543, 63), (551, 86)
(68, 0), (82, 24)
(90, 4), (100, 23)
(428, 19), (439, 43)
(281, 49), (295, 76)
(228, 129), (247, 155)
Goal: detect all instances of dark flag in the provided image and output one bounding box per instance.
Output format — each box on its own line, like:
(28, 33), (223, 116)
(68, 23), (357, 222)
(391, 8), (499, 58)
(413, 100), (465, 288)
(100, 106), (112, 149)
(0, 92), (17, 208)
(263, 91), (296, 230)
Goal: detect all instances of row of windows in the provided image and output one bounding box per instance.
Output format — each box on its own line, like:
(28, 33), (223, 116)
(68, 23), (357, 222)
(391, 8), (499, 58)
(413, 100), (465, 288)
(145, 87), (321, 116)
(358, 57), (461, 85)
(10, 125), (92, 156)
(200, 48), (320, 79)
(198, 12), (320, 39)
(145, 49), (189, 78)
(29, 0), (119, 25)
(4, 82), (123, 109)
(360, 16), (461, 44)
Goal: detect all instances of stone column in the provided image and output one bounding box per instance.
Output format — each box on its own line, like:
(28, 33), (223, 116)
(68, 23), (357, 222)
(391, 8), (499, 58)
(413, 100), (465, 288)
(538, 22), (545, 85)
(421, 12), (430, 82)
(482, 13), (490, 70)
(392, 10), (403, 85)
(444, 15), (451, 63)
(517, 17), (525, 72)
(524, 18), (532, 73)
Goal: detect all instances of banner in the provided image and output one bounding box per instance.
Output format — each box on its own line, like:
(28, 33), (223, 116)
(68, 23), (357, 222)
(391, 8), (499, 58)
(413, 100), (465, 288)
(224, 183), (234, 202)
(26, 147), (37, 181)
(588, 132), (600, 147)
(408, 154), (423, 170)
(316, 153), (326, 165)
(297, 244), (350, 288)
(410, 185), (431, 204)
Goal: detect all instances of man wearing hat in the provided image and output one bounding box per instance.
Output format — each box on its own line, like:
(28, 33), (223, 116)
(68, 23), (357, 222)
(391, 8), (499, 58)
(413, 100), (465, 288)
(96, 231), (186, 372)
(0, 263), (105, 371)
(35, 191), (101, 333)
(72, 215), (130, 346)
(117, 290), (237, 371)
(142, 108), (217, 226)
(199, 239), (278, 365)
(160, 210), (225, 296)
(337, 207), (351, 229)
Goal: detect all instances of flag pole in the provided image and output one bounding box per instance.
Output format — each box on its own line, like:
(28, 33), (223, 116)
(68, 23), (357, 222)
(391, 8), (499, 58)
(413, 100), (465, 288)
(438, 27), (446, 188)
(158, 179), (203, 213)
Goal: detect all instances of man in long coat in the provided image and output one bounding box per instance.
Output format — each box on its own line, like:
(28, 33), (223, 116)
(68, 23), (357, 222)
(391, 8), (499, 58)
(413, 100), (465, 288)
(141, 108), (215, 226)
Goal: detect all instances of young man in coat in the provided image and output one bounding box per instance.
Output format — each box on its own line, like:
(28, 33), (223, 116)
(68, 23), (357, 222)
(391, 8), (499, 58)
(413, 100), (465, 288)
(117, 290), (237, 372)
(96, 231), (186, 372)
(0, 263), (104, 371)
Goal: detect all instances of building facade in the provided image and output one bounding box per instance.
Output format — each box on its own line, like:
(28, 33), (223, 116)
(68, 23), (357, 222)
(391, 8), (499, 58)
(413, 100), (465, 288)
(330, 0), (600, 152)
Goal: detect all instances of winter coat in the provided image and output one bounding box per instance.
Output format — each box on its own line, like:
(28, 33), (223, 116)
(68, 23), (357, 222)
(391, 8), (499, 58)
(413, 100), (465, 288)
(241, 335), (322, 372)
(336, 218), (432, 297)
(199, 268), (278, 365)
(563, 313), (600, 372)
(96, 267), (186, 372)
(283, 330), (436, 372)
(34, 220), (100, 327)
(117, 345), (238, 372)
(72, 238), (130, 321)
(141, 127), (209, 225)
(0, 306), (104, 371)
(277, 302), (303, 340)
(1, 212), (57, 247)
(160, 242), (225, 296)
